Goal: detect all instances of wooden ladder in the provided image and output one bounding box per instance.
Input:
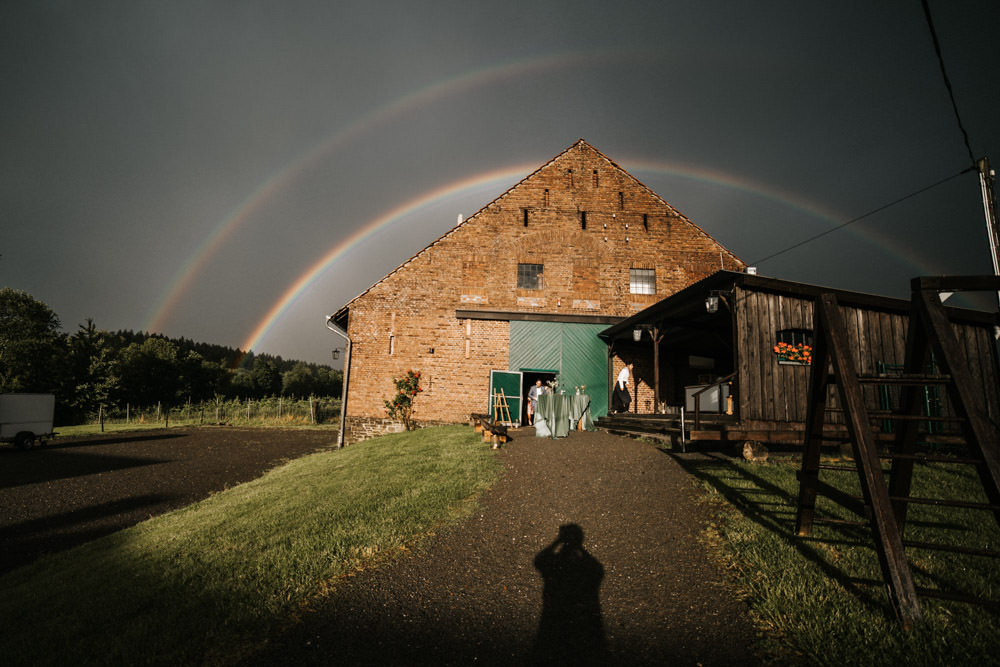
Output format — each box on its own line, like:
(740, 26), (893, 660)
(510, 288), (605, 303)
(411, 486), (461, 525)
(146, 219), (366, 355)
(795, 278), (1000, 628)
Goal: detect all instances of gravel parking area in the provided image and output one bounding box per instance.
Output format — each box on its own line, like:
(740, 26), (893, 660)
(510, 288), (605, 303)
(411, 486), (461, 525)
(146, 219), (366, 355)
(0, 427), (339, 574)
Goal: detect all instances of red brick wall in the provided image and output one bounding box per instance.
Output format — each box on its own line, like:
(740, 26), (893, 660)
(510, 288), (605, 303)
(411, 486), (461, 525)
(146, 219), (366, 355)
(339, 141), (744, 430)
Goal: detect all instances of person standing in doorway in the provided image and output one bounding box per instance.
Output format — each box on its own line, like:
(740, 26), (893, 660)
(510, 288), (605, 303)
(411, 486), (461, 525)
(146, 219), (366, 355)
(527, 379), (544, 425)
(613, 362), (633, 413)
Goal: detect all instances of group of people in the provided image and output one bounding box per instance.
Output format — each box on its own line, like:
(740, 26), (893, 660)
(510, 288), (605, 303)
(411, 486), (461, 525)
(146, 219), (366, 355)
(524, 362), (633, 425)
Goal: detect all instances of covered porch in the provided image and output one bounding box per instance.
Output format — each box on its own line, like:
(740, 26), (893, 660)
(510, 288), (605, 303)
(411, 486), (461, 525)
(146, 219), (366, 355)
(595, 270), (1000, 450)
(597, 272), (744, 447)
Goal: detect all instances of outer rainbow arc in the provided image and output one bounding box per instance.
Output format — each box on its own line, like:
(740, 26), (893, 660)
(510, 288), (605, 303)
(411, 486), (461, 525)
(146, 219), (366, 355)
(144, 48), (941, 352)
(144, 52), (596, 335)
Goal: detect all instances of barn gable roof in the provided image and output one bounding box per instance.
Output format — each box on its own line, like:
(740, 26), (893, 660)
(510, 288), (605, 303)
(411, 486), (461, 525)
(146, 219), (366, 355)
(331, 139), (741, 326)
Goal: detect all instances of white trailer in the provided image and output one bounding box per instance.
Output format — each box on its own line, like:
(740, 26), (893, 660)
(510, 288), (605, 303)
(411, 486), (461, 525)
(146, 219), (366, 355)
(0, 393), (55, 450)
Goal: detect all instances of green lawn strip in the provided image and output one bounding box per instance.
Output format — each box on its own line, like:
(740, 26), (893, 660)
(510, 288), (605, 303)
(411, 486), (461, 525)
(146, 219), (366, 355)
(678, 451), (1000, 666)
(0, 425), (501, 666)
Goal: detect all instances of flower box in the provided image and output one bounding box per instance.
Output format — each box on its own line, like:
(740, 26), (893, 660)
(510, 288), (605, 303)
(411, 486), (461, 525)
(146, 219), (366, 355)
(773, 341), (812, 365)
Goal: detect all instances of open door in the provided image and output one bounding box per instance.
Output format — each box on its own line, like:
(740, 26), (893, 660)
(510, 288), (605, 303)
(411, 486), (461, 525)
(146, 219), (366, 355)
(489, 370), (522, 426)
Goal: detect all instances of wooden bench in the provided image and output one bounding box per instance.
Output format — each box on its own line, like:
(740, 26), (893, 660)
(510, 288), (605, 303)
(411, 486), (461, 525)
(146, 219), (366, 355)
(469, 413), (508, 446)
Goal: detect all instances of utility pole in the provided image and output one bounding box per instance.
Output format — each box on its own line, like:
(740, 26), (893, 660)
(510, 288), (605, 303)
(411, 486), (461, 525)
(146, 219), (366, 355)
(978, 157), (1000, 310)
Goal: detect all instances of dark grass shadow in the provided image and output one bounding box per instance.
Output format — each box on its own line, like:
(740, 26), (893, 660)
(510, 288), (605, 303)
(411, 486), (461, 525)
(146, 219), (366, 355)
(663, 449), (895, 619)
(29, 431), (186, 450)
(0, 493), (174, 573)
(0, 450), (170, 489)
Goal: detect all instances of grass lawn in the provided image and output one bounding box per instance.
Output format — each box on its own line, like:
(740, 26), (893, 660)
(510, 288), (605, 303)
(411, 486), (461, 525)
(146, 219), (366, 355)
(7, 421), (997, 666)
(0, 425), (501, 666)
(672, 448), (1000, 666)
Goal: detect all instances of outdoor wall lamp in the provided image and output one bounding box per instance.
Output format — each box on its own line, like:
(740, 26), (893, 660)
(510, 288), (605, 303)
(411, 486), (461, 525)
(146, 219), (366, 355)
(706, 290), (732, 314)
(632, 328), (643, 342)
(332, 349), (340, 360)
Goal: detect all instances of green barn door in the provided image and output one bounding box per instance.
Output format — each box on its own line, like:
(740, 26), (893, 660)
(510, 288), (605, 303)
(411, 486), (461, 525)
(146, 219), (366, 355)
(509, 321), (609, 418)
(489, 370), (522, 426)
(561, 323), (610, 417)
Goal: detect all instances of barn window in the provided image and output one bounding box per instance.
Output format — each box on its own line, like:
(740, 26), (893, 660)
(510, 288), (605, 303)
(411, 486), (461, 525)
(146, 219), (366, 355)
(592, 169), (599, 187)
(580, 211), (587, 230)
(517, 263), (544, 290)
(544, 188), (550, 207)
(774, 329), (813, 365)
(619, 191), (625, 209)
(629, 268), (656, 295)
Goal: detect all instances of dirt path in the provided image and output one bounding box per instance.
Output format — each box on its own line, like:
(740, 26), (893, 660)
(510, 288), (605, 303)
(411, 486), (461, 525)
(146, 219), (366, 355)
(251, 429), (757, 666)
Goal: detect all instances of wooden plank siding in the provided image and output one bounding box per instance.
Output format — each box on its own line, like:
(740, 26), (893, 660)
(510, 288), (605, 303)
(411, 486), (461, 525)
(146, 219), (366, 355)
(950, 320), (1000, 424)
(737, 288), (816, 425)
(733, 284), (999, 434)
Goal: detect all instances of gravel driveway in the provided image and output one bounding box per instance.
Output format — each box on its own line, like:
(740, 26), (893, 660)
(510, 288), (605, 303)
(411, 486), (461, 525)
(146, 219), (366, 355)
(250, 428), (758, 666)
(1, 426), (757, 665)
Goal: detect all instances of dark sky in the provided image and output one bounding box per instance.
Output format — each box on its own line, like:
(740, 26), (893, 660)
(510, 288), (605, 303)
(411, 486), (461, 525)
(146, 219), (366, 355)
(3, 1), (998, 365)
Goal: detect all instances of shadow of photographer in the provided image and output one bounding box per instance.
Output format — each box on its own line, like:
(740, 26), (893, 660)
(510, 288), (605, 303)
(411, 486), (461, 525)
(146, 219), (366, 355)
(532, 523), (607, 665)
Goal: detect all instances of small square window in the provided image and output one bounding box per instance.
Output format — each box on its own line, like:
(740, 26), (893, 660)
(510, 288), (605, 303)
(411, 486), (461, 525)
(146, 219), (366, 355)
(774, 329), (813, 365)
(518, 263), (544, 290)
(629, 268), (655, 295)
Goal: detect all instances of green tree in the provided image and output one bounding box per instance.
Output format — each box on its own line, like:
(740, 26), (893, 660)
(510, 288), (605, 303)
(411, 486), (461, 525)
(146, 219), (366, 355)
(114, 337), (181, 407)
(0, 287), (65, 393)
(64, 319), (118, 422)
(251, 358), (281, 396)
(281, 362), (315, 398)
(178, 350), (229, 403)
(229, 369), (255, 399)
(315, 366), (343, 398)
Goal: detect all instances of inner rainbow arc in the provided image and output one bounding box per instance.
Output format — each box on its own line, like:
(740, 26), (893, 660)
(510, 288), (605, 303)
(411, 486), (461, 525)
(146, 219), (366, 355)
(241, 157), (920, 356)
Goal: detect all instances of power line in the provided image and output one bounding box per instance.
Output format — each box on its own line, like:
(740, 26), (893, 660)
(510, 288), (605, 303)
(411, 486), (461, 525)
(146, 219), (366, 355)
(751, 4), (983, 270)
(922, 0), (977, 167)
(751, 167), (972, 266)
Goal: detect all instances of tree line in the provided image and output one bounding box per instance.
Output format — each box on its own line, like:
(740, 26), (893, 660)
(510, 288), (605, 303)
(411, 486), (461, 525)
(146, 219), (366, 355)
(0, 288), (342, 425)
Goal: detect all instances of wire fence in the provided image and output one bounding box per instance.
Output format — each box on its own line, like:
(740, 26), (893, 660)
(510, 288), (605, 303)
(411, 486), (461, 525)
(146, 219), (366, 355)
(92, 397), (342, 428)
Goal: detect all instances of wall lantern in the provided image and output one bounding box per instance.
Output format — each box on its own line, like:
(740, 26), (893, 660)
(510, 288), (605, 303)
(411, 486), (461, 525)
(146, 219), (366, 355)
(332, 348), (340, 361)
(705, 295), (719, 314)
(632, 328), (643, 342)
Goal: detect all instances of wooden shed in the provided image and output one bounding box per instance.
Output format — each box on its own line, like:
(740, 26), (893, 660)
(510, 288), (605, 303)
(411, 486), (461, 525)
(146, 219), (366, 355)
(598, 271), (1000, 444)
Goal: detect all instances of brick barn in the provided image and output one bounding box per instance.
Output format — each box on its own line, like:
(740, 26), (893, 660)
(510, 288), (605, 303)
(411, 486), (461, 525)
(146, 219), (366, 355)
(328, 139), (745, 440)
